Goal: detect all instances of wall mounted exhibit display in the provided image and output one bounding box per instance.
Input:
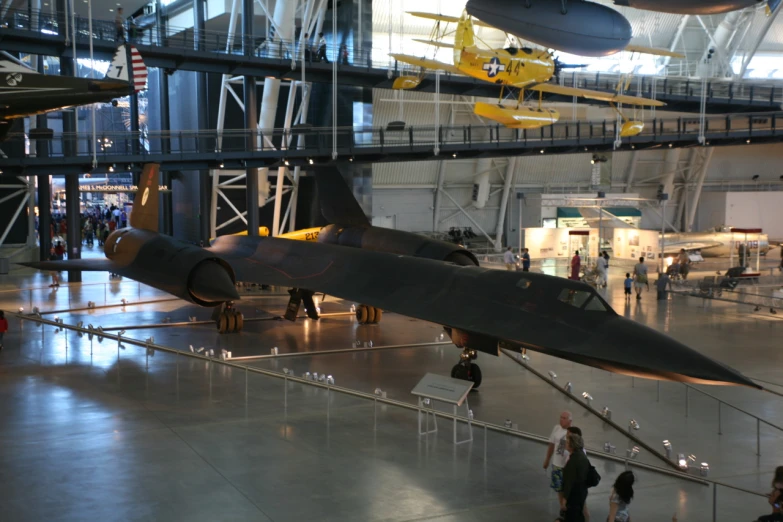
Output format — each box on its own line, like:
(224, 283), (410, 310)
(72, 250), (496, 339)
(612, 228), (659, 261)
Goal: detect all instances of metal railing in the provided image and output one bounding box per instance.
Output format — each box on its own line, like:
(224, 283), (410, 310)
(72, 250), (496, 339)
(4, 112), (782, 165)
(681, 382), (783, 456)
(4, 6), (783, 108)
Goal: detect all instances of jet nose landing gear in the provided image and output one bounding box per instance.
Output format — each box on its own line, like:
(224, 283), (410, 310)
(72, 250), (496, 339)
(451, 348), (482, 389)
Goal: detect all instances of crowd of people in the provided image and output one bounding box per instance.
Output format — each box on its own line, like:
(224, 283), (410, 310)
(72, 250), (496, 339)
(545, 410), (634, 522)
(42, 205), (128, 287)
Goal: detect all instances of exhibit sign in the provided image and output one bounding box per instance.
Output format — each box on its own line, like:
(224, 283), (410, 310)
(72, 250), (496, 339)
(411, 373), (473, 406)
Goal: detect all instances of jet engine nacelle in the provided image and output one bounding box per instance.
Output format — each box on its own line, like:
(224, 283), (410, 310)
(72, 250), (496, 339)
(445, 327), (500, 356)
(105, 229), (238, 306)
(614, 0), (762, 15)
(317, 224), (479, 266)
(466, 0), (631, 57)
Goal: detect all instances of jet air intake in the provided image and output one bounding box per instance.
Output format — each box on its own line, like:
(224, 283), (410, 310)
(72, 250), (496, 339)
(104, 228), (239, 307)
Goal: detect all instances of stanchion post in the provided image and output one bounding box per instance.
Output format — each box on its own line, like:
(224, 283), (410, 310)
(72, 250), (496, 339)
(712, 482), (717, 522)
(757, 418), (761, 456)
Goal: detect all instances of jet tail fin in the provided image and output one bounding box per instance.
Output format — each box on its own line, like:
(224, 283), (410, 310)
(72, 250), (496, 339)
(104, 44), (148, 92)
(314, 166), (370, 227)
(130, 164), (160, 231)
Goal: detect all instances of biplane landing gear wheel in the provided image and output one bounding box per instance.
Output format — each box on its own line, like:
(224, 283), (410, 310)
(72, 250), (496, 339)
(356, 304), (383, 325)
(216, 304), (244, 334)
(450, 349), (482, 389)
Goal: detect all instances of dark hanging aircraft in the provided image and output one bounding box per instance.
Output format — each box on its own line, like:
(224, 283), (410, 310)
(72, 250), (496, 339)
(0, 45), (148, 140)
(465, 0), (777, 57)
(22, 164), (761, 390)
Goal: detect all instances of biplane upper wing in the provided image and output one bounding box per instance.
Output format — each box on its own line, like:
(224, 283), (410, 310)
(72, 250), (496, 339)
(388, 54), (463, 75)
(623, 45), (685, 59)
(530, 83), (665, 107)
(407, 11), (492, 27)
(412, 39), (455, 49)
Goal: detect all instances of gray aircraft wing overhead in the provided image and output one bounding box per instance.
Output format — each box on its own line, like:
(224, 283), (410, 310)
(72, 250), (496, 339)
(577, 207), (635, 229)
(209, 234), (759, 388)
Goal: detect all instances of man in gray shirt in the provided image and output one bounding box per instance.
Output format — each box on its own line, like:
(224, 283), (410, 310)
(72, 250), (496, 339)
(633, 257), (648, 300)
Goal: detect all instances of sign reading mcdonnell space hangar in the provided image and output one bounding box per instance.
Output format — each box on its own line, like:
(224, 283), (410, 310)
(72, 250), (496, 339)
(79, 185), (171, 193)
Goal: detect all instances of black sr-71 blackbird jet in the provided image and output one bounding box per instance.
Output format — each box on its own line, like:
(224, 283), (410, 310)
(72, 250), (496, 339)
(24, 164), (760, 390)
(0, 45), (147, 140)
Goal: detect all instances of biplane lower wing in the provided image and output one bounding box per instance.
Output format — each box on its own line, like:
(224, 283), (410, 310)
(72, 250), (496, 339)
(388, 54), (463, 75)
(530, 83), (665, 107)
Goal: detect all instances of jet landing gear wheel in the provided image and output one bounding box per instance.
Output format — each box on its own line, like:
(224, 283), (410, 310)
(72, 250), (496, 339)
(451, 349), (482, 389)
(355, 304), (382, 325)
(216, 305), (244, 334)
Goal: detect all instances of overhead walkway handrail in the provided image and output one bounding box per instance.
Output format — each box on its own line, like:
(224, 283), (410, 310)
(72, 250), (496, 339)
(2, 111), (781, 165)
(3, 6), (783, 108)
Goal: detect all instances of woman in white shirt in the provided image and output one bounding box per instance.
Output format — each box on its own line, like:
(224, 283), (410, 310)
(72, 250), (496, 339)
(608, 471), (634, 522)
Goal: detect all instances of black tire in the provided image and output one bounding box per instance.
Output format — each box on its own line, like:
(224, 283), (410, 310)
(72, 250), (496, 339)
(356, 305), (369, 324)
(233, 311), (244, 332)
(469, 363), (482, 389)
(451, 362), (482, 389)
(451, 363), (469, 380)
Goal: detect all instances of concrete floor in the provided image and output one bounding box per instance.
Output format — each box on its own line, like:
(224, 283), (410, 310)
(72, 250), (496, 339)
(0, 247), (779, 521)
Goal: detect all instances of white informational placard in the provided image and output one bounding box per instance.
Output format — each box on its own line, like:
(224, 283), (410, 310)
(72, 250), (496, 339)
(411, 373), (474, 406)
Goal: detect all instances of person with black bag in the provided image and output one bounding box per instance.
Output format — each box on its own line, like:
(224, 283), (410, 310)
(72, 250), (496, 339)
(559, 432), (591, 522)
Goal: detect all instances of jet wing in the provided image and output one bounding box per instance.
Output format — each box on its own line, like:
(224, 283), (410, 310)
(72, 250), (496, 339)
(19, 258), (121, 271)
(389, 54), (463, 75)
(577, 207), (635, 229)
(623, 45), (685, 58)
(210, 235), (759, 388)
(530, 83), (665, 107)
(663, 241), (723, 252)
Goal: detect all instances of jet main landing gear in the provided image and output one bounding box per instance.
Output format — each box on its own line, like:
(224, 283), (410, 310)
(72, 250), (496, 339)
(451, 348), (482, 389)
(214, 302), (244, 334)
(355, 304), (383, 325)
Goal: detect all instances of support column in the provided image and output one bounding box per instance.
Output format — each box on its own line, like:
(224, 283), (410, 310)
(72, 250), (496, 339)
(696, 11), (744, 77)
(61, 54), (81, 281)
(243, 0), (259, 236)
(432, 160), (446, 232)
(686, 148), (714, 232)
(194, 0), (210, 243)
(159, 70), (173, 235)
(660, 149), (681, 233)
(493, 158), (516, 251)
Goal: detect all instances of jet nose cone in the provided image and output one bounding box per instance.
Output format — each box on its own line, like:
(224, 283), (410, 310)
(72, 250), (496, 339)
(189, 260), (240, 304)
(596, 317), (759, 388)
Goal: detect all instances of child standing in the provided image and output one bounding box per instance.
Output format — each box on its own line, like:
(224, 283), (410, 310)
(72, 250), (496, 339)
(624, 273), (633, 301)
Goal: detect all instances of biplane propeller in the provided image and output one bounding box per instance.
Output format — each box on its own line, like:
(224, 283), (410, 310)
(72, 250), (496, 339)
(390, 11), (676, 137)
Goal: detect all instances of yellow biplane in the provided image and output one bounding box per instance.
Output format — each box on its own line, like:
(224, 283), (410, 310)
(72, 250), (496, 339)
(390, 11), (678, 137)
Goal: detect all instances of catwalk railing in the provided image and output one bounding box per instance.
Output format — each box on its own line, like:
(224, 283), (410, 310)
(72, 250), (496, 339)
(2, 112), (782, 172)
(3, 6), (783, 109)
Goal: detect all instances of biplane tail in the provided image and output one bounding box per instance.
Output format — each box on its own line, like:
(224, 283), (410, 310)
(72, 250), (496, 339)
(454, 11), (476, 62)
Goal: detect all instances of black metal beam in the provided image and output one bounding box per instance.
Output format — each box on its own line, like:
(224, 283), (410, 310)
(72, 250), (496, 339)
(0, 27), (779, 114)
(242, 0), (259, 237)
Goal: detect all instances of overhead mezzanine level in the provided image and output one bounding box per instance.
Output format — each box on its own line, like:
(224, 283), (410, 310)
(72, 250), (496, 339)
(1, 112), (781, 175)
(1, 7), (782, 114)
